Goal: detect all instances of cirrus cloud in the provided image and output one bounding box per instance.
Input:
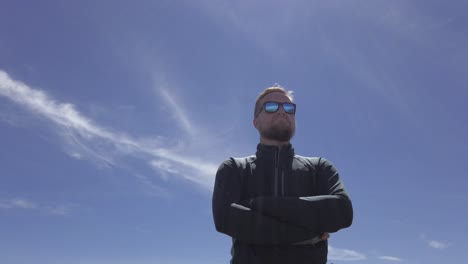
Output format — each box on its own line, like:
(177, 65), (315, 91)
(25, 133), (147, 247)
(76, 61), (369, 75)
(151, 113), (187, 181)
(0, 70), (218, 192)
(328, 246), (367, 261)
(378, 256), (404, 262)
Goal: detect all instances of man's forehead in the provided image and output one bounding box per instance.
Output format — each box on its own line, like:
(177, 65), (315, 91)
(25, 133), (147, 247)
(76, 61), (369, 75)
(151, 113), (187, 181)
(261, 92), (293, 103)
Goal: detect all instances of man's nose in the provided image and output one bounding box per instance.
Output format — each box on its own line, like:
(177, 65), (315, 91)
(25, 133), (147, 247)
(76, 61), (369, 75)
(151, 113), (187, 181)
(277, 106), (286, 114)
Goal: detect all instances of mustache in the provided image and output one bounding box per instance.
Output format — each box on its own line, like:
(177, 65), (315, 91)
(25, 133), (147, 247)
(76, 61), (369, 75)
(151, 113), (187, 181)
(272, 114), (293, 123)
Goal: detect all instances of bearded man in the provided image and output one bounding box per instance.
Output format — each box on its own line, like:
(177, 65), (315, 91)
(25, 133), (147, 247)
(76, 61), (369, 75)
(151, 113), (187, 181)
(212, 86), (353, 264)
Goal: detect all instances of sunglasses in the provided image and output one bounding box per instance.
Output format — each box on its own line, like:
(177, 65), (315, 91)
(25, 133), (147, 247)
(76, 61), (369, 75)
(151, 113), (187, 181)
(258, 101), (296, 115)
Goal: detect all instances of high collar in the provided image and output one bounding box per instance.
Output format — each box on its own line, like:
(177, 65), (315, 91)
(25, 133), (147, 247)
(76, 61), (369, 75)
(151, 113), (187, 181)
(256, 143), (295, 161)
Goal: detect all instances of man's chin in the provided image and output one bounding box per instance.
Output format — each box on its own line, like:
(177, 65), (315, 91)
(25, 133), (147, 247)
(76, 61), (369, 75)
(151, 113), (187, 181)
(261, 129), (294, 142)
(273, 117), (290, 125)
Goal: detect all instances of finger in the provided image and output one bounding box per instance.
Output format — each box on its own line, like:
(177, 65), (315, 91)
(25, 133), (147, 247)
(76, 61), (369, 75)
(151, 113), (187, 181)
(321, 233), (330, 240)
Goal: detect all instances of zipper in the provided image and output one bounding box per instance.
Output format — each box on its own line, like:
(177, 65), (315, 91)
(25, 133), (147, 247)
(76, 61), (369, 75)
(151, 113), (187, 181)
(274, 148), (280, 196)
(274, 148), (286, 197)
(281, 170), (285, 196)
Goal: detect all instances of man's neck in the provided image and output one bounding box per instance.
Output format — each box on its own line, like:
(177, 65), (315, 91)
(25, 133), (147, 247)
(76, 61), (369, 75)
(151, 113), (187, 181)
(259, 138), (290, 148)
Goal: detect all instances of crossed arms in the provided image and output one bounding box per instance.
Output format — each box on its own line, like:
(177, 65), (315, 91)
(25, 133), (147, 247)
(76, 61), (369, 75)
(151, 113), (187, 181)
(212, 158), (353, 245)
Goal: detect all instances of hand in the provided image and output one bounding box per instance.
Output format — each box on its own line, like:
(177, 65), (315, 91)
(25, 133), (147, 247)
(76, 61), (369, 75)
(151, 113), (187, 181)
(320, 232), (330, 241)
(292, 233), (330, 245)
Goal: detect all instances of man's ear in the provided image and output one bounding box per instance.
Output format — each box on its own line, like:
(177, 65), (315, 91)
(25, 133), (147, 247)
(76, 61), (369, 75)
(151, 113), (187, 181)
(253, 118), (258, 129)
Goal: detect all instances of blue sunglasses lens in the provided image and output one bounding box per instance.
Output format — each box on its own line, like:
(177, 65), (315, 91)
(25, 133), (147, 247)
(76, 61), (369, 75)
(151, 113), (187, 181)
(264, 102), (279, 112)
(282, 103), (296, 114)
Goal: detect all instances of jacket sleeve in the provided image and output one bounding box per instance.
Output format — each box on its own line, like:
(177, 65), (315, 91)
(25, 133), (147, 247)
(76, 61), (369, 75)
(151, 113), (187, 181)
(212, 159), (317, 245)
(248, 158), (353, 233)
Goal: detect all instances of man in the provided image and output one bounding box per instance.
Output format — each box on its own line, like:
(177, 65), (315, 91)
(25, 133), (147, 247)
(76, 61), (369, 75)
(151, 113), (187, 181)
(212, 86), (353, 264)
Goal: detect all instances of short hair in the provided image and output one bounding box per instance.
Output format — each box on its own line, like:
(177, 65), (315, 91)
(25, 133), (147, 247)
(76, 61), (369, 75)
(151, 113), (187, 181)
(254, 85), (294, 117)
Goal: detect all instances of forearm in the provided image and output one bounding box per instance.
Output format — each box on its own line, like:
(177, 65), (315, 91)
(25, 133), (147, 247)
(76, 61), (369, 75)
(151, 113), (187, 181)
(212, 160), (317, 245)
(249, 194), (353, 233)
(213, 201), (318, 245)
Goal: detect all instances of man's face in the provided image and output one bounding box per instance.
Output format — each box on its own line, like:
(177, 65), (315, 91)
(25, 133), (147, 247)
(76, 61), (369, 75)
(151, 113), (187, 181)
(254, 92), (296, 142)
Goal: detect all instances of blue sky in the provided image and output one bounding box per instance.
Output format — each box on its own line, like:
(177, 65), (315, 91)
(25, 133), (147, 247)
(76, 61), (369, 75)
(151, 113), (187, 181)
(1, 1), (467, 263)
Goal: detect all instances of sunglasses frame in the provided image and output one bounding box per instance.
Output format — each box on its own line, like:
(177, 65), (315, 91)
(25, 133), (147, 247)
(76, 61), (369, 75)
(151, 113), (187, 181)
(257, 101), (297, 116)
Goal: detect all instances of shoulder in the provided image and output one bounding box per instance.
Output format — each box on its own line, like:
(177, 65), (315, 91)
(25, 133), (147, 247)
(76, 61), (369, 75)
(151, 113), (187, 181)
(293, 155), (320, 165)
(218, 155), (256, 170)
(230, 155), (256, 167)
(294, 155), (336, 170)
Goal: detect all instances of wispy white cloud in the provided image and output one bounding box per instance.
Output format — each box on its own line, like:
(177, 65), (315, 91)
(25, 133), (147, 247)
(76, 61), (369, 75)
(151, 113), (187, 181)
(319, 35), (415, 123)
(421, 234), (449, 250)
(428, 240), (449, 250)
(378, 256), (404, 262)
(70, 152), (83, 159)
(151, 159), (180, 175)
(0, 70), (218, 192)
(45, 205), (70, 216)
(0, 198), (37, 209)
(0, 198), (70, 216)
(328, 246), (367, 261)
(195, 1), (307, 59)
(158, 88), (195, 136)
